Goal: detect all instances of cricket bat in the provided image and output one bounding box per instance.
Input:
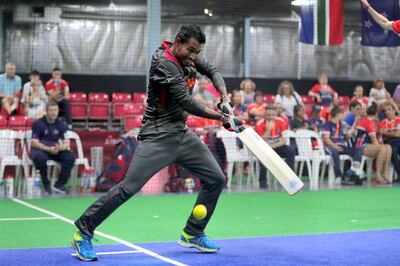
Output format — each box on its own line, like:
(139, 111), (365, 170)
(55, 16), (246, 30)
(238, 127), (304, 196)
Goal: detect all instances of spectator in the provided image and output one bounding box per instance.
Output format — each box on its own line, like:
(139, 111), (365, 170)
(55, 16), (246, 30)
(30, 101), (76, 194)
(274, 80), (303, 119)
(307, 105), (324, 132)
(45, 67), (72, 128)
(247, 91), (266, 125)
(239, 79), (256, 109)
(193, 76), (215, 109)
(322, 107), (364, 185)
(21, 70), (47, 118)
(254, 105), (296, 188)
(369, 78), (390, 107)
(308, 73), (338, 107)
(351, 85), (369, 108)
(343, 101), (362, 129)
(353, 103), (392, 185)
(378, 102), (400, 183)
(290, 104), (311, 131)
(0, 62), (21, 117)
(273, 102), (289, 130)
(24, 79), (47, 119)
(231, 90), (248, 122)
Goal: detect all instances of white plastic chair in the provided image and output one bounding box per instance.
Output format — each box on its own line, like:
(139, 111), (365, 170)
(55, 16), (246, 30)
(0, 130), (25, 196)
(282, 130), (312, 179)
(295, 129), (334, 190)
(216, 129), (256, 188)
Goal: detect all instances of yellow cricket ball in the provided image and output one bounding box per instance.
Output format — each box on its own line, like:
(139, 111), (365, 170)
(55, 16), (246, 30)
(192, 204), (207, 220)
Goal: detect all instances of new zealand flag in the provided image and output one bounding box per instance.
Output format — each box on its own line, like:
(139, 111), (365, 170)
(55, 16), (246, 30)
(361, 0), (400, 46)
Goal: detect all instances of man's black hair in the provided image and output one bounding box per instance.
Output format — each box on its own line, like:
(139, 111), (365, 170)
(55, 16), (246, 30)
(176, 25), (206, 44)
(30, 70), (40, 76)
(52, 67), (62, 72)
(349, 101), (361, 110)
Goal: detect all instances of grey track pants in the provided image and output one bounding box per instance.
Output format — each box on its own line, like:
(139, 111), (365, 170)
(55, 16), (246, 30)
(75, 129), (226, 237)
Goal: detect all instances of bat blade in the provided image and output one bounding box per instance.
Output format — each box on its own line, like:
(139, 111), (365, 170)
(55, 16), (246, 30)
(238, 127), (304, 195)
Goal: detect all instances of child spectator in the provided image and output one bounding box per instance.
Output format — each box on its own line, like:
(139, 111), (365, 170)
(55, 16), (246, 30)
(308, 73), (338, 107)
(351, 85), (369, 108)
(247, 91), (266, 125)
(322, 107), (364, 185)
(307, 105), (324, 132)
(343, 101), (362, 129)
(274, 80), (303, 119)
(290, 104), (311, 131)
(24, 79), (47, 119)
(369, 78), (390, 107)
(274, 102), (289, 130)
(254, 105), (296, 188)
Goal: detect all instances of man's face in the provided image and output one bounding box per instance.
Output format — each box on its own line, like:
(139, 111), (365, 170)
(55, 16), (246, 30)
(319, 75), (328, 85)
(6, 65), (16, 78)
(52, 70), (62, 80)
(265, 109), (276, 121)
(352, 105), (362, 116)
(46, 105), (59, 121)
(174, 37), (203, 66)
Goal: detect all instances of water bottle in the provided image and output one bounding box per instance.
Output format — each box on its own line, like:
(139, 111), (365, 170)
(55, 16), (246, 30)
(81, 169), (90, 193)
(88, 168), (96, 193)
(33, 170), (42, 197)
(26, 176), (34, 198)
(5, 177), (14, 198)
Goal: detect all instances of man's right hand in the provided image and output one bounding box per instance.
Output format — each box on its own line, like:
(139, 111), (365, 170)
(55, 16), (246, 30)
(360, 0), (370, 9)
(217, 95), (234, 116)
(221, 113), (243, 133)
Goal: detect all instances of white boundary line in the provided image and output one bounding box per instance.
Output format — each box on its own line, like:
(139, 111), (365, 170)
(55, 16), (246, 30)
(12, 198), (188, 266)
(71, 250), (142, 256)
(0, 217), (57, 221)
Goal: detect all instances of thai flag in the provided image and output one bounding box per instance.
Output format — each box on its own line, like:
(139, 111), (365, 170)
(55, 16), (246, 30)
(361, 0), (400, 47)
(299, 0), (344, 46)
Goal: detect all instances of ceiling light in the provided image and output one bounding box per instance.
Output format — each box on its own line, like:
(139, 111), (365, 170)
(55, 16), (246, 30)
(291, 0), (316, 6)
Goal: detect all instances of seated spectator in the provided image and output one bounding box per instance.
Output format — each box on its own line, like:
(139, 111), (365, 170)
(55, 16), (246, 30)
(24, 79), (47, 119)
(247, 91), (266, 125)
(274, 102), (289, 130)
(0, 62), (21, 117)
(45, 67), (72, 128)
(30, 101), (76, 194)
(231, 90), (249, 122)
(369, 78), (390, 107)
(322, 107), (364, 185)
(274, 80), (303, 119)
(343, 101), (362, 129)
(378, 102), (400, 183)
(352, 103), (392, 185)
(193, 76), (215, 109)
(254, 105), (296, 188)
(290, 104), (311, 131)
(307, 105), (324, 132)
(351, 85), (369, 108)
(239, 79), (256, 109)
(308, 73), (338, 107)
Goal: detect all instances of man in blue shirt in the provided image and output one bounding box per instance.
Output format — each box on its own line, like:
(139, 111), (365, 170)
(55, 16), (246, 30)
(30, 100), (76, 194)
(0, 62), (22, 116)
(343, 101), (362, 128)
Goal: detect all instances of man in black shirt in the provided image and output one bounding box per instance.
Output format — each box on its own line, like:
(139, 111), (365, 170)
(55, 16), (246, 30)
(71, 25), (242, 261)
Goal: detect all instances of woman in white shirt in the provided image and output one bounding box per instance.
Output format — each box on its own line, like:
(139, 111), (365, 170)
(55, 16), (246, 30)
(24, 79), (47, 119)
(369, 78), (390, 106)
(274, 81), (303, 119)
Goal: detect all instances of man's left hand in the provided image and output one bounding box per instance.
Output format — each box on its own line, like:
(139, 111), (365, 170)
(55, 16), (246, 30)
(217, 95), (234, 115)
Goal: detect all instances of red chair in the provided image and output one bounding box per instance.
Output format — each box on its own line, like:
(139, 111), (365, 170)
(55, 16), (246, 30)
(88, 93), (110, 121)
(338, 96), (351, 106)
(263, 94), (275, 104)
(124, 103), (145, 116)
(133, 92), (146, 103)
(0, 116), (7, 129)
(305, 104), (313, 119)
(69, 92), (88, 120)
(301, 95), (315, 105)
(124, 115), (143, 131)
(8, 116), (29, 131)
(112, 93), (132, 119)
(186, 115), (204, 128)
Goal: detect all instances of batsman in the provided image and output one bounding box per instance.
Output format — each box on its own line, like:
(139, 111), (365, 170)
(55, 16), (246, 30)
(71, 24), (242, 261)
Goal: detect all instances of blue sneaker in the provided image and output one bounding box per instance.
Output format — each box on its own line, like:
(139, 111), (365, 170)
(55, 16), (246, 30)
(71, 231), (97, 261)
(178, 231), (220, 252)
